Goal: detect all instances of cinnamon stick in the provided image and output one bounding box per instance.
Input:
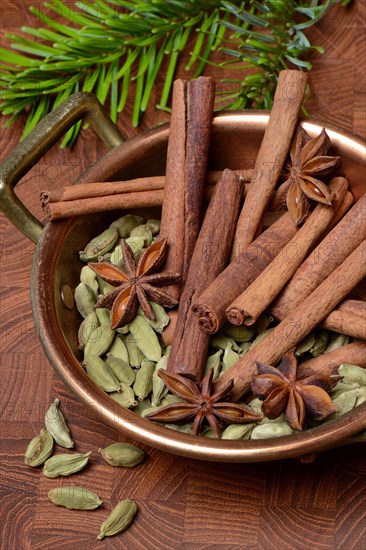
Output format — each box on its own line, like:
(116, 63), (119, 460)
(214, 240), (366, 401)
(270, 193), (366, 319)
(164, 299), (366, 346)
(321, 310), (366, 340)
(192, 213), (298, 334)
(297, 342), (366, 379)
(167, 169), (242, 381)
(40, 173), (263, 221)
(226, 177), (349, 326)
(319, 298), (366, 339)
(161, 310), (178, 347)
(336, 299), (366, 319)
(159, 77), (215, 298)
(43, 190), (166, 220)
(41, 169), (254, 205)
(41, 176), (166, 204)
(231, 70), (308, 258)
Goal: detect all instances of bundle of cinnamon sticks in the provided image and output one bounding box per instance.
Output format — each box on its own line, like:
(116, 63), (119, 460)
(42, 71), (366, 407)
(156, 71), (365, 402)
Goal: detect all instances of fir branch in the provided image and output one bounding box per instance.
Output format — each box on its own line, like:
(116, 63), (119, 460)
(0, 0), (352, 147)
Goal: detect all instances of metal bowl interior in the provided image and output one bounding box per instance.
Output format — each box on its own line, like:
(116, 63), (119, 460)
(31, 112), (366, 462)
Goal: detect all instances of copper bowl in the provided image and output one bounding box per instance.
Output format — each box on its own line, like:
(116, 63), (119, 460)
(1, 93), (365, 462)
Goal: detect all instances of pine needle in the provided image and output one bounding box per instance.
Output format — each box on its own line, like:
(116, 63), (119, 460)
(0, 0), (352, 147)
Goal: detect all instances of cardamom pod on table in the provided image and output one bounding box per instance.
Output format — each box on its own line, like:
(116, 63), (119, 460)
(97, 500), (138, 540)
(45, 398), (74, 449)
(43, 451), (92, 478)
(48, 487), (102, 510)
(24, 429), (53, 467)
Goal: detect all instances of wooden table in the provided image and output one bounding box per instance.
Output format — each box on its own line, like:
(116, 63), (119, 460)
(1, 2), (365, 548)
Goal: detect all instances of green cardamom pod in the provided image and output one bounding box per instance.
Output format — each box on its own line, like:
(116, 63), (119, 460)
(84, 355), (121, 393)
(329, 390), (356, 418)
(45, 398), (74, 449)
(247, 398), (264, 415)
(108, 336), (130, 363)
(99, 252), (112, 262)
(151, 356), (169, 406)
(204, 350), (223, 381)
(74, 283), (97, 318)
(80, 228), (119, 262)
(338, 364), (366, 386)
(24, 429), (54, 467)
(133, 398), (152, 416)
(78, 312), (100, 349)
(110, 244), (124, 266)
(98, 442), (144, 467)
(48, 487), (102, 510)
(96, 276), (115, 295)
(110, 384), (137, 409)
(325, 333), (349, 353)
(110, 237), (145, 267)
(254, 314), (274, 334)
(222, 342), (239, 373)
(250, 329), (273, 349)
(331, 381), (359, 400)
(356, 386), (366, 406)
(210, 334), (241, 352)
(221, 324), (255, 342)
(116, 323), (130, 335)
(129, 315), (162, 362)
(250, 421), (294, 439)
(133, 359), (155, 401)
(160, 394), (184, 406)
(145, 219), (161, 235)
(84, 325), (115, 358)
(95, 307), (111, 326)
(239, 342), (251, 356)
(130, 224), (153, 247)
(164, 422), (193, 434)
(80, 265), (99, 296)
(43, 451), (92, 478)
(97, 499), (138, 540)
(310, 330), (329, 357)
(110, 214), (144, 238)
(106, 356), (135, 386)
(295, 332), (316, 356)
(138, 301), (169, 333)
(125, 236), (146, 259)
(122, 334), (144, 368)
(202, 427), (215, 438)
(221, 423), (255, 440)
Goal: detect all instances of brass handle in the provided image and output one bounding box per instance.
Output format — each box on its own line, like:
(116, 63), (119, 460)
(0, 92), (124, 243)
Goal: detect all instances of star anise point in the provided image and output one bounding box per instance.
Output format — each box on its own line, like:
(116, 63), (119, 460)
(88, 237), (180, 329)
(146, 369), (262, 437)
(277, 127), (340, 225)
(252, 350), (339, 430)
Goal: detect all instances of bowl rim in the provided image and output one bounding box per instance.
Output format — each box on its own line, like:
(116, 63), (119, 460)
(31, 111), (366, 462)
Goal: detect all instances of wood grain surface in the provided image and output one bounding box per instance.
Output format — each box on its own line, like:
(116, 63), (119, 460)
(1, 1), (365, 549)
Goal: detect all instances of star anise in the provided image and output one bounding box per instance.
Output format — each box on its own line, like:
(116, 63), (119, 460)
(89, 238), (180, 329)
(251, 349), (341, 430)
(273, 127), (340, 225)
(145, 369), (263, 438)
